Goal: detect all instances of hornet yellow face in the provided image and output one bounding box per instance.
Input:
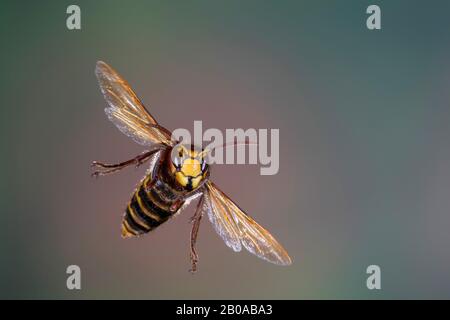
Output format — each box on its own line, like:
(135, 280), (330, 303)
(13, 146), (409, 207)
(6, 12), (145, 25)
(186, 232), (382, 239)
(169, 144), (209, 191)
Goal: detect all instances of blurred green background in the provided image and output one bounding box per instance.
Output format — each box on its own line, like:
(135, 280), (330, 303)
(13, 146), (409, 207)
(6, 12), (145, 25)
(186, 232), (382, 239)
(1, 0), (450, 299)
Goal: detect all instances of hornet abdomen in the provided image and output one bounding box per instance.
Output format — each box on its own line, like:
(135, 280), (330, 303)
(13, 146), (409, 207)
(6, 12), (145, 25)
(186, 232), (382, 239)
(122, 172), (184, 238)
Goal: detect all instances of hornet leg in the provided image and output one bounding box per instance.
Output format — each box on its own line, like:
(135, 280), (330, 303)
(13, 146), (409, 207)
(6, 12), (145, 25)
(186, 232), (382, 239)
(189, 194), (205, 274)
(91, 149), (159, 178)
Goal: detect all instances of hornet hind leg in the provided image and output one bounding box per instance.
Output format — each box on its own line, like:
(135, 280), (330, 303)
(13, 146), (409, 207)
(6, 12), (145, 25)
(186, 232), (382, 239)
(189, 194), (205, 274)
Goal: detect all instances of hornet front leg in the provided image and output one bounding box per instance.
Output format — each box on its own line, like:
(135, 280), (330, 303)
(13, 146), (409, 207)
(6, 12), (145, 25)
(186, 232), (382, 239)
(91, 149), (159, 177)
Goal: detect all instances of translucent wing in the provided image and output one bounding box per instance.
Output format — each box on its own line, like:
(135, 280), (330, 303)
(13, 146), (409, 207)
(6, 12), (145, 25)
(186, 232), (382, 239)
(95, 61), (173, 147)
(205, 181), (292, 265)
(147, 149), (163, 178)
(203, 188), (242, 252)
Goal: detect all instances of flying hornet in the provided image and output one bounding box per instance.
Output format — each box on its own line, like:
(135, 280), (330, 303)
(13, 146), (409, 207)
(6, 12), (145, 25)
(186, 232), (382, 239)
(91, 61), (292, 272)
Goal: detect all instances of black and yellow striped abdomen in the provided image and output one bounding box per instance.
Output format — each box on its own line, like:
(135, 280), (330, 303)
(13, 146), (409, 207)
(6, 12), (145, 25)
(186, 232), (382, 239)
(121, 174), (183, 238)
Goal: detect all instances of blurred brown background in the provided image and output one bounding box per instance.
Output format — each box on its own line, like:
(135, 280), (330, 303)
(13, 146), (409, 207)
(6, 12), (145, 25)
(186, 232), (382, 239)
(1, 0), (450, 298)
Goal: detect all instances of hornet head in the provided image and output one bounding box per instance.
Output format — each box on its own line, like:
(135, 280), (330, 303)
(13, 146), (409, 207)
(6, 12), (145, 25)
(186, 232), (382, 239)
(169, 144), (209, 191)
